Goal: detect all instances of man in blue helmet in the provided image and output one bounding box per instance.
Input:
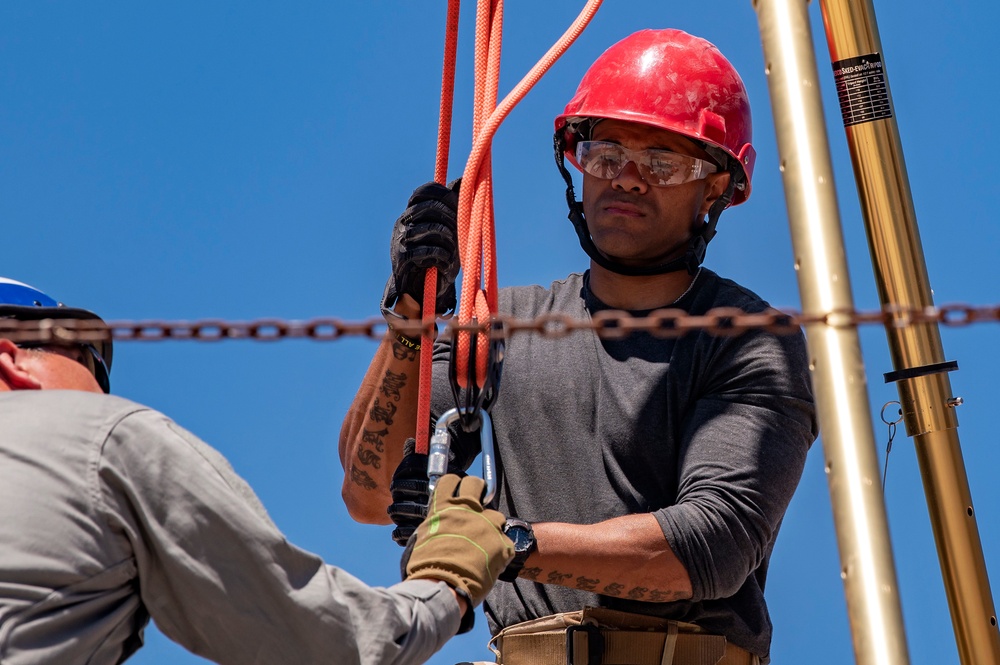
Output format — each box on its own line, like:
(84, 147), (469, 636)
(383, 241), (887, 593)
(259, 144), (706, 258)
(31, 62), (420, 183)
(0, 277), (113, 393)
(0, 277), (514, 665)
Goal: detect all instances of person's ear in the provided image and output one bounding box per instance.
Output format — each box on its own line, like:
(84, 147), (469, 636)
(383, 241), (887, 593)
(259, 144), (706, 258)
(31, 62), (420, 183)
(0, 339), (43, 390)
(699, 171), (732, 217)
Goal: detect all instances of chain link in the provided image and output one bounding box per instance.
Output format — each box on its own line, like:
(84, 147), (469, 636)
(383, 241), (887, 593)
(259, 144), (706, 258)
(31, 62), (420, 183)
(2, 303), (998, 344)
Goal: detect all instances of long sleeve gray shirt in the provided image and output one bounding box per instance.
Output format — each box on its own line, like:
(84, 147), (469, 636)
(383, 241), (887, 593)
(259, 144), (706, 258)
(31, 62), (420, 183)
(433, 269), (818, 663)
(0, 391), (460, 665)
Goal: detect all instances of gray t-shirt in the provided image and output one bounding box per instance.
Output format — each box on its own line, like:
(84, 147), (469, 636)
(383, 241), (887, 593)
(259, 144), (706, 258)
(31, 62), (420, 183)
(0, 390), (460, 665)
(432, 269), (817, 663)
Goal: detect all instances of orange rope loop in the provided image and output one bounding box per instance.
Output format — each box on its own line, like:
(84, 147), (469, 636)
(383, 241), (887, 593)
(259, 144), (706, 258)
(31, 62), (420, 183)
(455, 0), (604, 394)
(418, 0), (604, 448)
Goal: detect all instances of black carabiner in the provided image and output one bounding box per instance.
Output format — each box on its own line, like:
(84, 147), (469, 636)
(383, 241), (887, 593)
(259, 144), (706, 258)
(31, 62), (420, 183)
(448, 317), (504, 432)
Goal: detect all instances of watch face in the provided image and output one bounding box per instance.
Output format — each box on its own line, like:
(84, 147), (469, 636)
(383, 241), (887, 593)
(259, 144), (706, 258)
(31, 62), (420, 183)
(506, 525), (534, 552)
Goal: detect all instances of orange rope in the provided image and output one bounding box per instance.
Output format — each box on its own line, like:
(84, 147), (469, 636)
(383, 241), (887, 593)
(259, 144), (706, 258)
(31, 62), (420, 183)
(454, 0), (604, 389)
(434, 0), (461, 184)
(416, 0), (604, 451)
(414, 0), (461, 455)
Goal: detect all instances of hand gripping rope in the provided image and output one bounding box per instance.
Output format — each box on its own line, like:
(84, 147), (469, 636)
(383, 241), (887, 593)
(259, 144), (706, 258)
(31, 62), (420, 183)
(412, 0), (604, 459)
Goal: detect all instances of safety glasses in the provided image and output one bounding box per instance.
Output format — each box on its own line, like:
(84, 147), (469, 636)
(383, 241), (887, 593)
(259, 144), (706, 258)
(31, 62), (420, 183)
(575, 140), (718, 187)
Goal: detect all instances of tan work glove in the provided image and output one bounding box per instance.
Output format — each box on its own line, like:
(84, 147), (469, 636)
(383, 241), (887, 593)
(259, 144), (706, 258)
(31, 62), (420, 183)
(402, 474), (513, 623)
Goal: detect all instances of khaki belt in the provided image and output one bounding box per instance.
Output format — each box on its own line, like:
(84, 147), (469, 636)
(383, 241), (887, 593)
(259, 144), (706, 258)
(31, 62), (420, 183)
(490, 608), (759, 665)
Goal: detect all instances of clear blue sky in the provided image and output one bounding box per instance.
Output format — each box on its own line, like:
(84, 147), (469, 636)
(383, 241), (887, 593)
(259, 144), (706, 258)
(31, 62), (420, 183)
(2, 2), (997, 664)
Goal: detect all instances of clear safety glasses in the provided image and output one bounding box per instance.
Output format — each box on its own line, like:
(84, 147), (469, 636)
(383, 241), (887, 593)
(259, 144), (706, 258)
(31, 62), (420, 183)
(575, 140), (718, 187)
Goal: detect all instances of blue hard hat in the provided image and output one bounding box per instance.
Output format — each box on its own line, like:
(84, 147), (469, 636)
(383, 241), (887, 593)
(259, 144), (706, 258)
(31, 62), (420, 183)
(0, 277), (112, 393)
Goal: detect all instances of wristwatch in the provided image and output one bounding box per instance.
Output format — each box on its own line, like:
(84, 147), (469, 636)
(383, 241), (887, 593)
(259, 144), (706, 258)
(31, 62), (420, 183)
(499, 518), (537, 582)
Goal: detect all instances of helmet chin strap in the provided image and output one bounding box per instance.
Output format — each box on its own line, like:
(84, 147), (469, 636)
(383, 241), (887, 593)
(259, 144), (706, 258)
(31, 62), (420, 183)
(554, 133), (733, 277)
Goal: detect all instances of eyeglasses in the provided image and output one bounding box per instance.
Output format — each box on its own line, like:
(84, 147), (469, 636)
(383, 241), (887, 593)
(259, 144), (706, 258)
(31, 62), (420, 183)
(575, 140), (718, 187)
(17, 343), (111, 393)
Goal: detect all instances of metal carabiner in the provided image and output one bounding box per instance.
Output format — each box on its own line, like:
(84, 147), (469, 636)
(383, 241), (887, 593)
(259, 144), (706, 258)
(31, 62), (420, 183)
(426, 407), (497, 506)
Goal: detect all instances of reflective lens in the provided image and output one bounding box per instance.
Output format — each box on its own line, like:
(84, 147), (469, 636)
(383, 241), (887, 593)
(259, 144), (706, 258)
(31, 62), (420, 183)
(575, 140), (717, 187)
(83, 344), (111, 394)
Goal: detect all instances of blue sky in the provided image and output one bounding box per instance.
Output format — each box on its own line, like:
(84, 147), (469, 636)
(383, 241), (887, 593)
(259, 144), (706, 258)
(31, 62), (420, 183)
(2, 2), (997, 664)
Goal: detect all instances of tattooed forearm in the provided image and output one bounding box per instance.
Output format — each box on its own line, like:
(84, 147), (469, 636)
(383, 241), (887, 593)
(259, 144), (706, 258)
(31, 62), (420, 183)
(379, 370), (407, 401)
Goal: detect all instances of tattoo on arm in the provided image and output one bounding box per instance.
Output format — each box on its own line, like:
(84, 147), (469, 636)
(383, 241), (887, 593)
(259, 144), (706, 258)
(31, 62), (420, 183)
(518, 567), (684, 602)
(602, 582), (625, 597)
(647, 589), (686, 602)
(355, 427), (388, 473)
(546, 571), (573, 585)
(357, 449), (381, 468)
(626, 586), (649, 600)
(362, 427), (388, 453)
(521, 567), (542, 581)
(391, 341), (418, 361)
(346, 365), (412, 492)
(379, 370), (407, 401)
(349, 465), (378, 490)
(369, 398), (397, 425)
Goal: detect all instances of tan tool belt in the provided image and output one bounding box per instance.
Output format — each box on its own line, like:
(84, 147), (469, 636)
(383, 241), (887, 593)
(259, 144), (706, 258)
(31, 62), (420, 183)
(488, 607), (759, 665)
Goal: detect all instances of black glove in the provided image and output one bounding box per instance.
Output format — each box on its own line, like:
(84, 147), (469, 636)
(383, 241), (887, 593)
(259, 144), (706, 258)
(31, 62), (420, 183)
(388, 438), (466, 546)
(382, 180), (461, 319)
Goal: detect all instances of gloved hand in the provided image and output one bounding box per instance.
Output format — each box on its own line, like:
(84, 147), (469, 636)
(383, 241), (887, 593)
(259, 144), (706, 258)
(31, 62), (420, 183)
(382, 180), (461, 320)
(402, 474), (514, 611)
(387, 438), (466, 546)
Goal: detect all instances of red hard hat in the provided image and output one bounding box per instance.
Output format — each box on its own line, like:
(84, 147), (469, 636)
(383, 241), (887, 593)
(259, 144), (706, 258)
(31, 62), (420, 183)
(555, 29), (756, 205)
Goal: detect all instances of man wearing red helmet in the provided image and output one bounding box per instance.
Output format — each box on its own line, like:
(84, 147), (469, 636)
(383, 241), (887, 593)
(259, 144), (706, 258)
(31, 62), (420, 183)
(341, 29), (817, 665)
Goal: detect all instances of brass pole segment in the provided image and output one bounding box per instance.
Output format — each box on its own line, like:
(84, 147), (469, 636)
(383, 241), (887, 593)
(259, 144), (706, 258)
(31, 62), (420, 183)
(915, 427), (1000, 661)
(753, 1), (909, 663)
(817, 0), (1000, 662)
(818, 0), (955, 438)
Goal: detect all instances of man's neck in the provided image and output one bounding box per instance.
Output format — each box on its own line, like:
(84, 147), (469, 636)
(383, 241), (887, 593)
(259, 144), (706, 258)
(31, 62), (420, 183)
(587, 262), (697, 311)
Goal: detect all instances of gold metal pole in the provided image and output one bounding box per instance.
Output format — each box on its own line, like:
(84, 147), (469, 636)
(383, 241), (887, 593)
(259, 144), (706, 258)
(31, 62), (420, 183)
(816, 1), (1000, 663)
(753, 1), (910, 662)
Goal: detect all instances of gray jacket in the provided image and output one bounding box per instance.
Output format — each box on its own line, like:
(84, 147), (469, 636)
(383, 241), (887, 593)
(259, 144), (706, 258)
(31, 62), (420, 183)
(0, 391), (459, 665)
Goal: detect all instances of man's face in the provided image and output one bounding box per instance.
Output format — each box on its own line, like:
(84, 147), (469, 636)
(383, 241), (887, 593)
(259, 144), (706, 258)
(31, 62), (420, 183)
(581, 119), (729, 269)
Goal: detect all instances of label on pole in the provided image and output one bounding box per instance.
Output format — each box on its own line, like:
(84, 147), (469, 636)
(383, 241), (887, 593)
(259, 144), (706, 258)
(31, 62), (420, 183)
(832, 53), (893, 127)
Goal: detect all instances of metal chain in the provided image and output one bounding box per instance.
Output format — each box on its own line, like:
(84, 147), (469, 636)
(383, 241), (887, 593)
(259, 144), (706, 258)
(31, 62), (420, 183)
(2, 303), (998, 344)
